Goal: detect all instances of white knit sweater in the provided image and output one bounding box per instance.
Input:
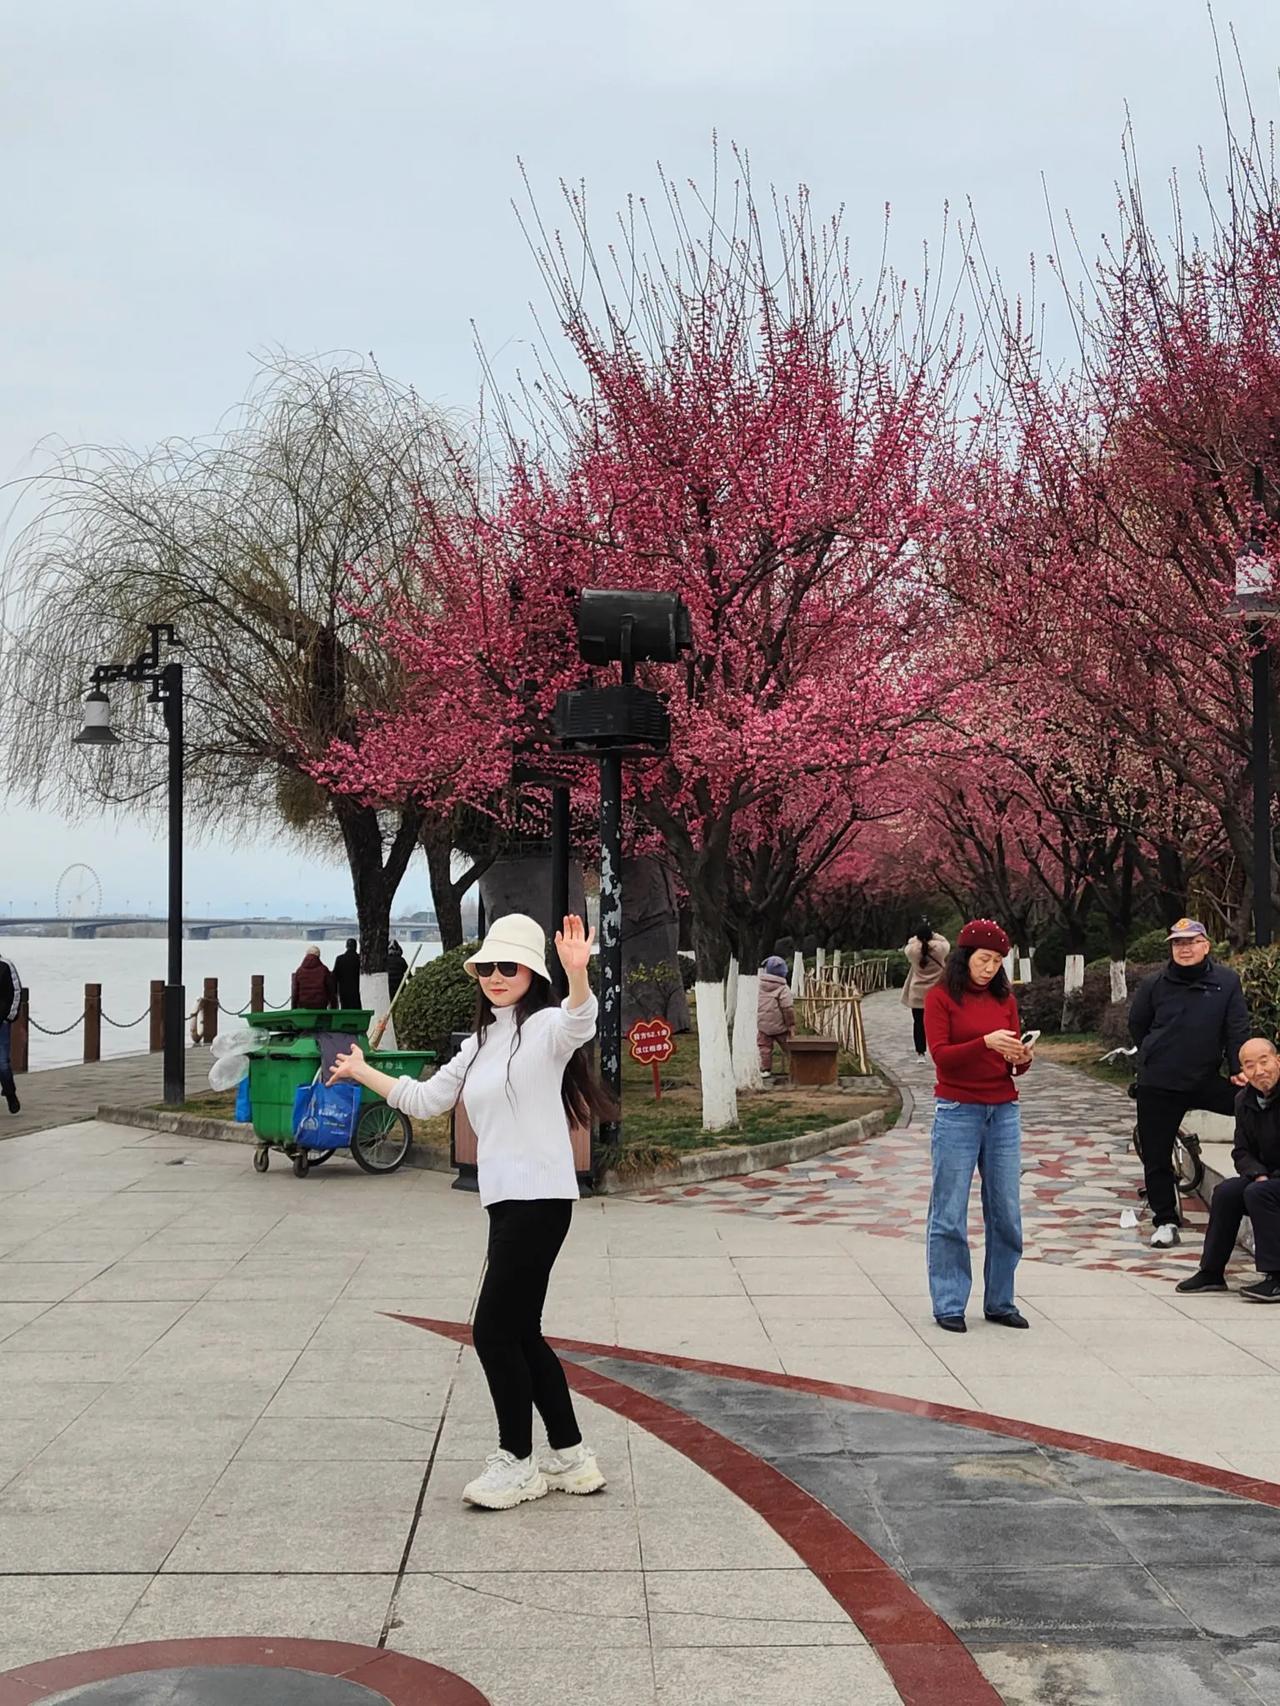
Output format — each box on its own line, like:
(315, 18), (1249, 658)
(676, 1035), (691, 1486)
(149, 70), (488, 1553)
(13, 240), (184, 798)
(386, 994), (598, 1207)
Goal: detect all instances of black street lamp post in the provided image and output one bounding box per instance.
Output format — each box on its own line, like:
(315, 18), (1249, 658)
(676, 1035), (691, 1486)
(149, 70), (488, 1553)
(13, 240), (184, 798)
(73, 625), (186, 1103)
(1234, 542), (1277, 948)
(554, 591), (693, 1160)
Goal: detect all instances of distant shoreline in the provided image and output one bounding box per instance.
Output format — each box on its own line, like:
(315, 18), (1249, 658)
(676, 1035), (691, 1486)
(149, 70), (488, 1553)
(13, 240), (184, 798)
(2, 925), (446, 942)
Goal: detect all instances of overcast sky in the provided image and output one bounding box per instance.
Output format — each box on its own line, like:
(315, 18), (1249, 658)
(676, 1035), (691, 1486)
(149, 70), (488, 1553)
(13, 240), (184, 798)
(2, 0), (1275, 917)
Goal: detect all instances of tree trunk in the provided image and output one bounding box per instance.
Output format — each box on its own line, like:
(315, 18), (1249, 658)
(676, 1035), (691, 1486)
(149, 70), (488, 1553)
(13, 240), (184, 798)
(688, 873), (737, 1132)
(478, 851), (587, 945)
(424, 833), (465, 952)
(334, 798), (422, 1049)
(620, 856), (691, 1032)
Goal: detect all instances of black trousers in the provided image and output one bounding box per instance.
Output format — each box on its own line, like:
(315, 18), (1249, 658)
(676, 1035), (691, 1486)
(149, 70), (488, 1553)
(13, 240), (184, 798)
(472, 1199), (581, 1461)
(1201, 1174), (1280, 1276)
(911, 1009), (927, 1055)
(1135, 1078), (1238, 1226)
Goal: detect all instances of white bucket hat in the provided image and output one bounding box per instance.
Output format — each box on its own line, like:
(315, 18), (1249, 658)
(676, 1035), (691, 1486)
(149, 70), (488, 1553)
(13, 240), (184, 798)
(464, 913), (550, 982)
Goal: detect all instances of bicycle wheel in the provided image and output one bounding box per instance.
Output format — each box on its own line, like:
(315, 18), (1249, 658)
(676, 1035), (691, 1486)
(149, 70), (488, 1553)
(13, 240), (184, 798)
(1175, 1135), (1207, 1195)
(351, 1103), (412, 1174)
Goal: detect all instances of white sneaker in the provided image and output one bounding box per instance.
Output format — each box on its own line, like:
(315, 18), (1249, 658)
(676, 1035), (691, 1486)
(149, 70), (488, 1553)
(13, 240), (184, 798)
(1150, 1223), (1181, 1249)
(540, 1442), (606, 1495)
(462, 1450), (548, 1510)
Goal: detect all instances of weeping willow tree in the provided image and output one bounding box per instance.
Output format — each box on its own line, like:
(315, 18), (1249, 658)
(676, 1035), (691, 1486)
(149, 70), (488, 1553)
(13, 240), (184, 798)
(1, 353), (466, 1017)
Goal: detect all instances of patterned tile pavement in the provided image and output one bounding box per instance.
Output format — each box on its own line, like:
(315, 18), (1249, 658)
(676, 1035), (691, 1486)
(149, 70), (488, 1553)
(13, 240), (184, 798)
(638, 993), (1211, 1280)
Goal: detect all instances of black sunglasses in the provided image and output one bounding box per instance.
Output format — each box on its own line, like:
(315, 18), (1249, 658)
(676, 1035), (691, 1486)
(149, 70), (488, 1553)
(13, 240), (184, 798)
(474, 961), (521, 979)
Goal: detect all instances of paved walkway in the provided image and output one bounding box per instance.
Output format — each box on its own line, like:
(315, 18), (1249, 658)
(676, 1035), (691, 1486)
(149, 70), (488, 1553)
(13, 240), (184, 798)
(1, 1087), (1278, 1702)
(2, 1050), (212, 1141)
(640, 993), (1210, 1280)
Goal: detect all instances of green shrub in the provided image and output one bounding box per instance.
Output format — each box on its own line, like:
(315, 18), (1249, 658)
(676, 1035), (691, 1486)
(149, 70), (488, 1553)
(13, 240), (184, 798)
(395, 941), (480, 1052)
(1127, 927), (1173, 964)
(1238, 945), (1280, 1039)
(1016, 964), (1161, 1035)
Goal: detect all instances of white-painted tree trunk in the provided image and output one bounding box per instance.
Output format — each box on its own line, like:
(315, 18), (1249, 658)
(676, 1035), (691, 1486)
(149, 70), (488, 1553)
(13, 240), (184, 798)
(360, 970), (396, 1049)
(1002, 950), (1016, 982)
(725, 957), (739, 1026)
(1061, 952), (1087, 1032)
(832, 948), (842, 977)
(815, 946), (827, 980)
(695, 981), (739, 1131)
(732, 969), (763, 1091)
(1018, 955), (1032, 984)
(1109, 959), (1128, 1004)
(791, 951), (805, 998)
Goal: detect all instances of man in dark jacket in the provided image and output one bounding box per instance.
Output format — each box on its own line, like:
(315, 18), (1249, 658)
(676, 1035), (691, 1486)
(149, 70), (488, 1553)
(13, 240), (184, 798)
(0, 952), (21, 1114)
(332, 939), (362, 1010)
(1177, 1036), (1280, 1302)
(290, 945), (335, 1010)
(1129, 917), (1250, 1250)
(387, 941), (408, 1001)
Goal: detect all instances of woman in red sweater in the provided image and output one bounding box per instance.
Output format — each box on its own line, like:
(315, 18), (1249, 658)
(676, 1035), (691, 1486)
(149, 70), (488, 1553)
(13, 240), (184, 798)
(922, 919), (1034, 1334)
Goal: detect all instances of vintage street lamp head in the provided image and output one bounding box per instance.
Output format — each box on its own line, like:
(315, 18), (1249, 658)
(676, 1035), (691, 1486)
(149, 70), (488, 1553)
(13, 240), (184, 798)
(72, 687), (121, 746)
(576, 589), (694, 667)
(1232, 542), (1280, 616)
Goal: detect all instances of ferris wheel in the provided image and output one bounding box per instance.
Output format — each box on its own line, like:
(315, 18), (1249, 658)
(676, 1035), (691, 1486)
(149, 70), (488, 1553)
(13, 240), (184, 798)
(55, 863), (103, 920)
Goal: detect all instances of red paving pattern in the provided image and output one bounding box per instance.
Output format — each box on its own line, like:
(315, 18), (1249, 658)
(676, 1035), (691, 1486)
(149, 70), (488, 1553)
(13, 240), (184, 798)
(639, 994), (1213, 1280)
(0, 1641), (490, 1706)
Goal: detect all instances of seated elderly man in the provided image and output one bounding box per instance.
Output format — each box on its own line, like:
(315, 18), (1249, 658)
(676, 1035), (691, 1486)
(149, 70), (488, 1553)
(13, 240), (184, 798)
(1177, 1036), (1280, 1302)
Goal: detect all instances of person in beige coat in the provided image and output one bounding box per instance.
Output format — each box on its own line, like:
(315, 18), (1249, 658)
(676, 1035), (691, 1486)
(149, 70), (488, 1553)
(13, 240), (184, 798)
(902, 924), (949, 1055)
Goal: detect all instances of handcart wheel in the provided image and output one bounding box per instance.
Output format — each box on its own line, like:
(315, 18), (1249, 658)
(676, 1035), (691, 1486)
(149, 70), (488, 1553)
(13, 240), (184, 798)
(292, 1151), (311, 1178)
(351, 1103), (413, 1174)
(304, 1148), (335, 1167)
(252, 1147), (270, 1173)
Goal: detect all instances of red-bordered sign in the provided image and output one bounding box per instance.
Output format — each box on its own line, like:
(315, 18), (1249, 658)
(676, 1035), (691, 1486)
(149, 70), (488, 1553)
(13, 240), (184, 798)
(627, 1016), (676, 1098)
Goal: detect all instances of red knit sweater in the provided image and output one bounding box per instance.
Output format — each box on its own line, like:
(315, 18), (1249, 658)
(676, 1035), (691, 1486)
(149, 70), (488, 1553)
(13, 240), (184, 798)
(923, 983), (1026, 1104)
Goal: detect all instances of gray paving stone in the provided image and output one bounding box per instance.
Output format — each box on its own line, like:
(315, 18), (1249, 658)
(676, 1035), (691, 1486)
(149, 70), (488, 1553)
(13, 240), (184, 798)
(910, 1564), (1197, 1640)
(880, 1497), (1135, 1571)
(1151, 1566), (1280, 1640)
(1098, 1499), (1280, 1566)
(848, 1449), (1078, 1508)
(45, 1670), (386, 1705)
(972, 1640), (1266, 1705)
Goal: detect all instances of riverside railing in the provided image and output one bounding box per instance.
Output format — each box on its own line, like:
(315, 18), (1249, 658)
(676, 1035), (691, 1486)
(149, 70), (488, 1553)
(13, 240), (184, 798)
(11, 974), (296, 1071)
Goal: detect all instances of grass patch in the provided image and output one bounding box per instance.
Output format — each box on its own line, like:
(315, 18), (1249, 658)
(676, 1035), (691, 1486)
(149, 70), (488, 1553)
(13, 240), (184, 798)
(157, 1019), (891, 1176)
(1034, 1033), (1134, 1088)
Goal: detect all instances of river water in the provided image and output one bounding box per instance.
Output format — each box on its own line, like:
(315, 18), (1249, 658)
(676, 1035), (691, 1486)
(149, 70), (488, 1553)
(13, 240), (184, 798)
(0, 936), (442, 1070)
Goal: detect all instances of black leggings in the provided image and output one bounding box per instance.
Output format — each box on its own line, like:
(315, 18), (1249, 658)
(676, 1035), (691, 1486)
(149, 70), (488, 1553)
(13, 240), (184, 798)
(472, 1199), (581, 1461)
(911, 1009), (927, 1055)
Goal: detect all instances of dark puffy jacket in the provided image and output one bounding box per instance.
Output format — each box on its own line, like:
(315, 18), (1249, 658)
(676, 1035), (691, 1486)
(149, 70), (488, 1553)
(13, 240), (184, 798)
(1232, 1087), (1280, 1179)
(332, 949), (362, 1009)
(1128, 960), (1250, 1091)
(291, 957), (335, 1010)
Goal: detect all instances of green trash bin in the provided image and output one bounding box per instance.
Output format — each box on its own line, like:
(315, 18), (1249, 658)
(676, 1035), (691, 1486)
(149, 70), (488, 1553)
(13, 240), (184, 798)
(247, 1035), (324, 1142)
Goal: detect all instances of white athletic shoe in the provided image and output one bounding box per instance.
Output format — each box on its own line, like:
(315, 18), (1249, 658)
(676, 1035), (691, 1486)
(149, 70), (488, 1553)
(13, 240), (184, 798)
(462, 1450), (548, 1510)
(540, 1442), (606, 1495)
(1150, 1223), (1181, 1249)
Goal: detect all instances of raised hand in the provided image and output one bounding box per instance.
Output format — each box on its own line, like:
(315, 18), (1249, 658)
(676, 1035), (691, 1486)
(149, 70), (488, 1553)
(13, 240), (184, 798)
(327, 1041), (366, 1085)
(555, 914), (595, 974)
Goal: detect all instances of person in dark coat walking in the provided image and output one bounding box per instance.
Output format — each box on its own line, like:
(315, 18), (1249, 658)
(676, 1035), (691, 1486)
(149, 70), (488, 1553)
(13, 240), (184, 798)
(1177, 1037), (1280, 1302)
(291, 945), (336, 1010)
(0, 952), (21, 1114)
(387, 941), (408, 1001)
(1129, 918), (1250, 1250)
(333, 939), (362, 1009)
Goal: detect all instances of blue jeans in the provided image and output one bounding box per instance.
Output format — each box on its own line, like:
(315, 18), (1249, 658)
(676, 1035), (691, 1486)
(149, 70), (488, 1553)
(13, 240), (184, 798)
(926, 1099), (1023, 1319)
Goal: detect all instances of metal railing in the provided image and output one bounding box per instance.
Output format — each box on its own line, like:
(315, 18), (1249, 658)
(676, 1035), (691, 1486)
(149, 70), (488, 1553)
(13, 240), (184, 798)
(10, 973), (280, 1071)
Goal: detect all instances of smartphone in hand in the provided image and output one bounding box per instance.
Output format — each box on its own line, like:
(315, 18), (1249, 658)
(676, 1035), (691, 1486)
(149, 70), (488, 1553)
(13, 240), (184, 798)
(1020, 1031), (1041, 1048)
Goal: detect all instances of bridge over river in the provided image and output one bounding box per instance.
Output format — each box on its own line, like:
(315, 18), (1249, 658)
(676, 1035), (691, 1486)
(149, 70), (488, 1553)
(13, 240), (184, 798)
(4, 916), (442, 942)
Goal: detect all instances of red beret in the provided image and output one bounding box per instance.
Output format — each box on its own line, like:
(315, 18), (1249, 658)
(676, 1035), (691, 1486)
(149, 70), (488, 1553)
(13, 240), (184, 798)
(957, 918), (1011, 955)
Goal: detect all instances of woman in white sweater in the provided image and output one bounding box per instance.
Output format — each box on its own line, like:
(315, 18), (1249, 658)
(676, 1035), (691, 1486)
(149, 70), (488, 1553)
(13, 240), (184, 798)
(901, 923), (949, 1056)
(330, 912), (614, 1510)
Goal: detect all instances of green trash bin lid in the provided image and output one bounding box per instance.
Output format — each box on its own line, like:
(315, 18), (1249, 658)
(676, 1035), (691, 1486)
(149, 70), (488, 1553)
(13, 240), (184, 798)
(244, 1008), (373, 1034)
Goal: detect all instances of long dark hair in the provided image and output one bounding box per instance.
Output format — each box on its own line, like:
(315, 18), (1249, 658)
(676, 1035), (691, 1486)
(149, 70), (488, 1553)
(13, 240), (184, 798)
(944, 945), (1011, 1002)
(915, 921), (937, 969)
(468, 975), (619, 1126)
